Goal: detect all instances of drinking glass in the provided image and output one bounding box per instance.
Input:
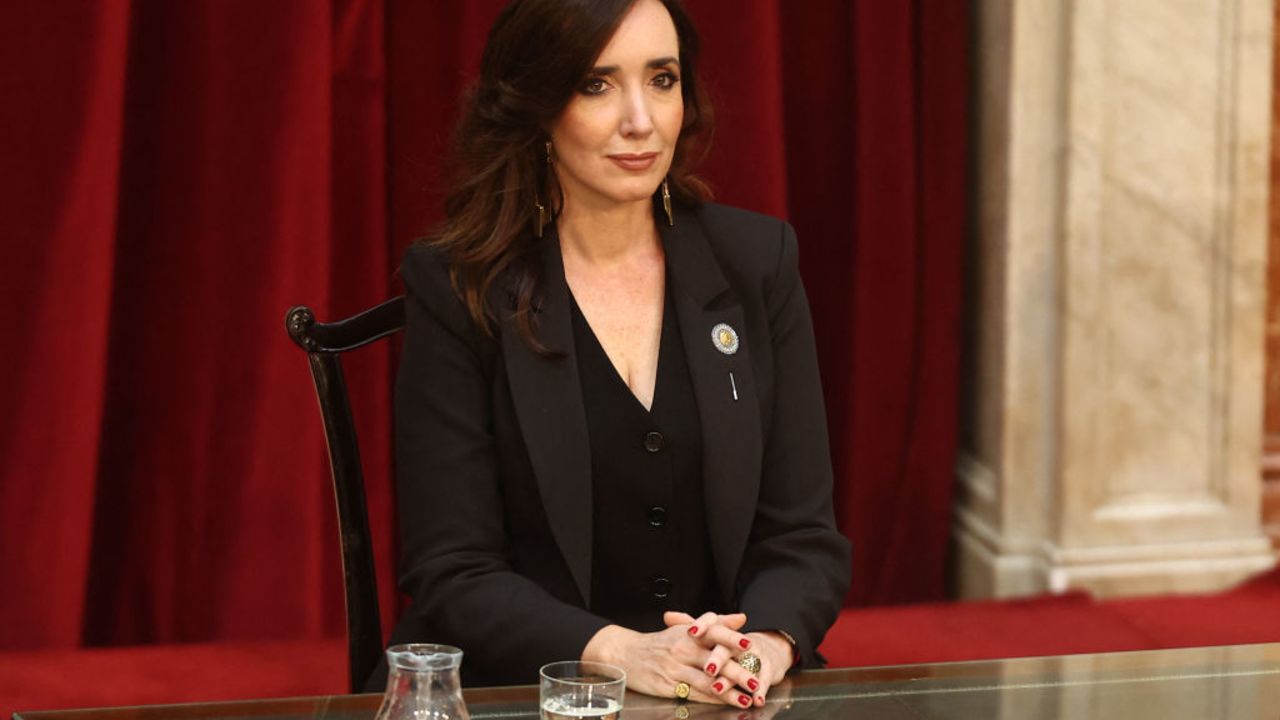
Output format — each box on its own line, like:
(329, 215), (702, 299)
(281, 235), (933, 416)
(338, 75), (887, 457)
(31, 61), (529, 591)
(539, 661), (626, 720)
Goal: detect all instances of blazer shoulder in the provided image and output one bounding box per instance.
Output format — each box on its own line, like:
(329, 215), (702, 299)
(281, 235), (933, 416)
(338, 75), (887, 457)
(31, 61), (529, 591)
(692, 202), (797, 283)
(399, 241), (481, 341)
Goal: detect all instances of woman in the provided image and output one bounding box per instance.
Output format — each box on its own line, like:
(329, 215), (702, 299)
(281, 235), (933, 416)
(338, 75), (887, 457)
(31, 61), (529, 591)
(385, 0), (850, 707)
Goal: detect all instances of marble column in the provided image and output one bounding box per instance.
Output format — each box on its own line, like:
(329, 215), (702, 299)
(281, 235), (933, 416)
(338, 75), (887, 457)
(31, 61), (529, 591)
(959, 0), (1277, 598)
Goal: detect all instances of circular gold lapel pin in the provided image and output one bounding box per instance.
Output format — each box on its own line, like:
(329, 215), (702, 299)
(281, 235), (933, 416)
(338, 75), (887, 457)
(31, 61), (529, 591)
(711, 323), (739, 355)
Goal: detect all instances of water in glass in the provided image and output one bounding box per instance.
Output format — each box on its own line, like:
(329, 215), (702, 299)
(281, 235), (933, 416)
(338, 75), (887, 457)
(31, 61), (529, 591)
(539, 661), (626, 720)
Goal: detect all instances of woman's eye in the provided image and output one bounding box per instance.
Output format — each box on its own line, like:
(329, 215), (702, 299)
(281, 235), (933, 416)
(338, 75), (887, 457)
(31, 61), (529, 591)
(580, 78), (608, 96)
(653, 72), (680, 89)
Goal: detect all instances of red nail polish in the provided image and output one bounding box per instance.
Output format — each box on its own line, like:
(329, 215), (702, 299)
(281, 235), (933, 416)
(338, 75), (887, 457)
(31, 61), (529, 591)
(738, 695), (751, 707)
(689, 626), (699, 636)
(713, 681), (724, 693)
(706, 663), (717, 675)
(739, 638), (751, 649)
(747, 678), (759, 691)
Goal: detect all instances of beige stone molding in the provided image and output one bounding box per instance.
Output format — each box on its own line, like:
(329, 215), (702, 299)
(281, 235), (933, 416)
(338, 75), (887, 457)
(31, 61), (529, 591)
(959, 0), (1277, 599)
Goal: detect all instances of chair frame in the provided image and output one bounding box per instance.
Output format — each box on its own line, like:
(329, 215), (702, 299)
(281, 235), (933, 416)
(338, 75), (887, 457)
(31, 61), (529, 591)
(285, 296), (405, 693)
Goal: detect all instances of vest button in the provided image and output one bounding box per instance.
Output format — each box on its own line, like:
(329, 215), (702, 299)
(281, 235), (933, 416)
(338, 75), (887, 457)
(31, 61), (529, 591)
(651, 576), (672, 599)
(648, 506), (668, 527)
(644, 431), (665, 453)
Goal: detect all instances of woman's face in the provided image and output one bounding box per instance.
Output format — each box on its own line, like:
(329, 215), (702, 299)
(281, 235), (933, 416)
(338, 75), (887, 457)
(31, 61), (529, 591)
(549, 0), (685, 215)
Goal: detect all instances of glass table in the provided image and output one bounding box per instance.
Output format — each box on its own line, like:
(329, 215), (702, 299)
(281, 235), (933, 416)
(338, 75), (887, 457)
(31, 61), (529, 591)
(14, 643), (1280, 720)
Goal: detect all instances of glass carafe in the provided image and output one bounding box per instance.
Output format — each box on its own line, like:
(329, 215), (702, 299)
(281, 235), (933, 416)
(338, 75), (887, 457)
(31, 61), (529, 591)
(373, 643), (470, 720)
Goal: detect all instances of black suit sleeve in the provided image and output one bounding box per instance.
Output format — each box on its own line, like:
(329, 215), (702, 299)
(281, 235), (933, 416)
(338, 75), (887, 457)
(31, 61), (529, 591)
(394, 245), (609, 682)
(736, 222), (852, 668)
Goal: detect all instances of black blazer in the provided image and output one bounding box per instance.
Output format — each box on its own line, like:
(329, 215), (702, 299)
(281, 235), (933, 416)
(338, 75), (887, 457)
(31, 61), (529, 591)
(385, 202), (851, 688)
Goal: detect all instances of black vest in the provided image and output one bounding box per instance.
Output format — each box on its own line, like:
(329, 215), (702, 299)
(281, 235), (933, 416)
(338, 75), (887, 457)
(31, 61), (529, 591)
(570, 283), (722, 628)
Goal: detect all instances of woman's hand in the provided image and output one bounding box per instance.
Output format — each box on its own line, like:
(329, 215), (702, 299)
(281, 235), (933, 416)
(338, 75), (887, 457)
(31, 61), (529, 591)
(581, 617), (758, 706)
(737, 631), (791, 707)
(663, 612), (791, 708)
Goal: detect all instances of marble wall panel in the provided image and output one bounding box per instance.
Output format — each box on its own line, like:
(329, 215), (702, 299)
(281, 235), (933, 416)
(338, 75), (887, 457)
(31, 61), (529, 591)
(959, 0), (1276, 598)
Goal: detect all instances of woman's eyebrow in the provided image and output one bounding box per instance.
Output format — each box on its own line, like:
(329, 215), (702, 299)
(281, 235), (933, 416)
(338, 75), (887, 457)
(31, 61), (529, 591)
(589, 57), (681, 75)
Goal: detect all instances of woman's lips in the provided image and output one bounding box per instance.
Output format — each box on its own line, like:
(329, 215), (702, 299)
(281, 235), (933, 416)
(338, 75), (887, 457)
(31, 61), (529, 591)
(608, 152), (658, 171)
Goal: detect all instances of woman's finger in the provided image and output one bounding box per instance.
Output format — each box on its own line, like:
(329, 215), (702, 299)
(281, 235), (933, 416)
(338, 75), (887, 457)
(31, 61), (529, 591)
(684, 612), (749, 653)
(668, 663), (739, 706)
(685, 611), (720, 641)
(738, 632), (793, 706)
(663, 610), (748, 631)
(703, 641), (733, 679)
(751, 679), (791, 719)
(663, 610), (696, 628)
(706, 672), (737, 703)
(749, 657), (771, 707)
(700, 621), (752, 655)
(716, 654), (762, 698)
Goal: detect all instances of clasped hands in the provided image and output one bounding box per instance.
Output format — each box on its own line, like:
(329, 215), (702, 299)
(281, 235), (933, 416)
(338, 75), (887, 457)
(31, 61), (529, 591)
(581, 611), (792, 707)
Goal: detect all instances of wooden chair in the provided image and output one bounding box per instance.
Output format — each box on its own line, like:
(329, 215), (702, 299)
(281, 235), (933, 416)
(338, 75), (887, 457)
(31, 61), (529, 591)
(285, 297), (405, 693)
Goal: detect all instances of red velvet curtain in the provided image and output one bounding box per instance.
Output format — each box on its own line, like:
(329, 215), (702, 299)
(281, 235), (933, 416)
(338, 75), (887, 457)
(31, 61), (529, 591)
(0, 0), (965, 650)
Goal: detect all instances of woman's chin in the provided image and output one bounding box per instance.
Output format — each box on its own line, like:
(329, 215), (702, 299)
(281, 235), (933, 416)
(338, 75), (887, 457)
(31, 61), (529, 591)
(605, 185), (664, 205)
(563, 178), (665, 211)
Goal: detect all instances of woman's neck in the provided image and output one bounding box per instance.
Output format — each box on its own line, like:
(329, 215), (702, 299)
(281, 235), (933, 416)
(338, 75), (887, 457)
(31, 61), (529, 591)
(556, 199), (661, 266)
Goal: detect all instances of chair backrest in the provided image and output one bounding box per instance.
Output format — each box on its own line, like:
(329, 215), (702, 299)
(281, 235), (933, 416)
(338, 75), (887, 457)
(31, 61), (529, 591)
(285, 296), (405, 693)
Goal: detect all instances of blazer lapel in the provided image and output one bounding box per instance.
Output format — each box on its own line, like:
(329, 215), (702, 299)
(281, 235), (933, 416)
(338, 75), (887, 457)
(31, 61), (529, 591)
(662, 208), (764, 605)
(500, 230), (595, 606)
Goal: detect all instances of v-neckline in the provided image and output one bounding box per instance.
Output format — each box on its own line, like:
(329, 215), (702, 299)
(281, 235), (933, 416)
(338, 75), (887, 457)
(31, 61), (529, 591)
(569, 289), (668, 416)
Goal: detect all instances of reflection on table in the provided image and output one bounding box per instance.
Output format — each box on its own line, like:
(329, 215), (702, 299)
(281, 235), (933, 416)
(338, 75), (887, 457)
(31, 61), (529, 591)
(14, 643), (1280, 720)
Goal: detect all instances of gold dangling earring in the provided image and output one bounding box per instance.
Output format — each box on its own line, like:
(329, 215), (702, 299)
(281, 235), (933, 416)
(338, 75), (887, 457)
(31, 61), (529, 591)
(535, 141), (553, 238)
(662, 177), (674, 226)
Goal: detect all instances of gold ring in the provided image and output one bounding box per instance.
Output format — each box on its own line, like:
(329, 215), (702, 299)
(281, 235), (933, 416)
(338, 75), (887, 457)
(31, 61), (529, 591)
(735, 651), (762, 675)
(674, 681), (691, 700)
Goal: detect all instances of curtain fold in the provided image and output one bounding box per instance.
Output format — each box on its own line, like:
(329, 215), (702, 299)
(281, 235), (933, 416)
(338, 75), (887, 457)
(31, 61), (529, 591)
(0, 0), (965, 650)
(0, 0), (132, 650)
(79, 0), (350, 645)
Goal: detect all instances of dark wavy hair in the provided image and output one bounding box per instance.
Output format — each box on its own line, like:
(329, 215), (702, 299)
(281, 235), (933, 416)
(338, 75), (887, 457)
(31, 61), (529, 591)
(427, 0), (713, 351)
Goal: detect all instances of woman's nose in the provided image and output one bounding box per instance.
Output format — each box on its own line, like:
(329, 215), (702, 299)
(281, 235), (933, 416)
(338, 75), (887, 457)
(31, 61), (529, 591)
(619, 88), (654, 138)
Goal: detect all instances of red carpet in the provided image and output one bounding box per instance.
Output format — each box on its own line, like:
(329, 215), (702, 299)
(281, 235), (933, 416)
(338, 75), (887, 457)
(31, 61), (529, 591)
(5, 569), (1278, 716)
(1106, 568), (1280, 647)
(816, 592), (1154, 667)
(1, 639), (346, 717)
(817, 566), (1280, 667)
